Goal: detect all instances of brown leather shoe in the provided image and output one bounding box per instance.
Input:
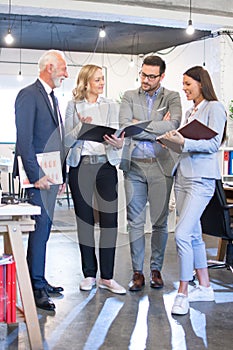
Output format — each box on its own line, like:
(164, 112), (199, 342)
(129, 272), (145, 291)
(150, 270), (164, 288)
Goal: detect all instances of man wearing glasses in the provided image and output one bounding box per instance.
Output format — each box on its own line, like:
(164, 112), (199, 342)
(119, 55), (182, 291)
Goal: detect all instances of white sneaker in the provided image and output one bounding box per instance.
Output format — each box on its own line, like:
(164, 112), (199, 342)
(80, 277), (96, 291)
(188, 285), (215, 302)
(98, 279), (126, 295)
(171, 293), (189, 315)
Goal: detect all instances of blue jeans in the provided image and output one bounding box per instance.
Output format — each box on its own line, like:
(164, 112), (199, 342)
(124, 160), (173, 272)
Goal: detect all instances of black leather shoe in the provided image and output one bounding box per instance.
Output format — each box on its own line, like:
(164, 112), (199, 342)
(33, 288), (56, 311)
(45, 283), (64, 294)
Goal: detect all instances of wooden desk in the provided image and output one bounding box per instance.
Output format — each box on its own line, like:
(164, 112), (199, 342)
(0, 203), (43, 350)
(0, 160), (14, 195)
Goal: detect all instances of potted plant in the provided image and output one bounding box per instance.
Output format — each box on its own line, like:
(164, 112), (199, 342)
(229, 100), (233, 120)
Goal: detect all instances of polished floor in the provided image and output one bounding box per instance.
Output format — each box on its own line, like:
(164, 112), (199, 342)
(1, 201), (233, 350)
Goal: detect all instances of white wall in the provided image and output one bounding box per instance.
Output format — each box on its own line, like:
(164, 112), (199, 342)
(0, 33), (233, 145)
(0, 49), (140, 143)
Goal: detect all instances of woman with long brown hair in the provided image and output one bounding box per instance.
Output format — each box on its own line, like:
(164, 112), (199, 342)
(163, 66), (226, 315)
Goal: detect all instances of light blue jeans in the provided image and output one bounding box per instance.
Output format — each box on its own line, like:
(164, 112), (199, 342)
(175, 171), (215, 281)
(124, 160), (173, 272)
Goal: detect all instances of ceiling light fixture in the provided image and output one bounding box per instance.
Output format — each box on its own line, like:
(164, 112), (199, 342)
(4, 0), (14, 45)
(99, 27), (106, 38)
(129, 33), (136, 67)
(17, 70), (23, 82)
(5, 29), (14, 45)
(17, 16), (23, 82)
(129, 58), (134, 68)
(186, 0), (195, 35)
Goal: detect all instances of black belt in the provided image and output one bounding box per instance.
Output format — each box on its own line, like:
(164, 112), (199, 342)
(81, 155), (107, 165)
(131, 157), (156, 164)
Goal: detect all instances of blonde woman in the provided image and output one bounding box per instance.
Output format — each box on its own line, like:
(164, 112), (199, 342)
(65, 64), (126, 294)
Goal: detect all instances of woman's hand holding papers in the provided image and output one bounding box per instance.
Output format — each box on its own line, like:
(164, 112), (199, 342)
(163, 130), (185, 145)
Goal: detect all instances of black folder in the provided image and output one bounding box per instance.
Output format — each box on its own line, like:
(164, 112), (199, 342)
(77, 120), (152, 143)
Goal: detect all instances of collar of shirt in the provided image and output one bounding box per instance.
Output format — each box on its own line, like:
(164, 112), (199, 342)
(84, 96), (102, 104)
(187, 99), (206, 123)
(38, 78), (53, 95)
(189, 99), (206, 114)
(144, 87), (161, 118)
(39, 78), (54, 111)
(145, 87), (161, 101)
(194, 99), (205, 110)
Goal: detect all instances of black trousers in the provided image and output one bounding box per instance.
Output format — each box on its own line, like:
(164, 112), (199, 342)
(69, 159), (118, 279)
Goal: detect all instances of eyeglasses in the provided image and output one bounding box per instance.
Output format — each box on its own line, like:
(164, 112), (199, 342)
(139, 71), (161, 81)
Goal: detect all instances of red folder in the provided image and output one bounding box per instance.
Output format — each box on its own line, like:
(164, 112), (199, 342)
(223, 151), (229, 175)
(0, 265), (4, 322)
(177, 119), (218, 140)
(6, 263), (12, 323)
(11, 262), (16, 323)
(157, 119), (218, 153)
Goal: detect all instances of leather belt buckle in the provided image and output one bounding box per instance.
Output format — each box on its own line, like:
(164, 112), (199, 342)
(132, 157), (156, 164)
(82, 155), (107, 165)
(89, 155), (98, 164)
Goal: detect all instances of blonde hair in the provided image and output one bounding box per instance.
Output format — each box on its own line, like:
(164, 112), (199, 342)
(72, 64), (102, 101)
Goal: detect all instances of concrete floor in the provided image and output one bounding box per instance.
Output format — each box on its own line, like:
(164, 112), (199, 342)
(1, 202), (233, 350)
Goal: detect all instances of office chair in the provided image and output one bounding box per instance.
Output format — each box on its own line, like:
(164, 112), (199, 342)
(201, 179), (233, 272)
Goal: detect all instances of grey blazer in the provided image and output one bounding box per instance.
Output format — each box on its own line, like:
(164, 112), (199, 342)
(176, 100), (227, 178)
(119, 86), (182, 176)
(65, 97), (121, 167)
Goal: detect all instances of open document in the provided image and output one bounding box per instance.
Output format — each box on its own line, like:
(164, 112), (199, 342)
(156, 119), (218, 153)
(77, 120), (152, 143)
(18, 151), (63, 188)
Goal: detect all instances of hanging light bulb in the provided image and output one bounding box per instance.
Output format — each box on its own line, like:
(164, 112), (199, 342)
(5, 1), (14, 45)
(129, 58), (134, 68)
(17, 70), (23, 82)
(129, 34), (136, 68)
(5, 28), (14, 45)
(186, 0), (195, 35)
(99, 27), (106, 38)
(134, 77), (140, 88)
(186, 19), (195, 35)
(17, 18), (23, 81)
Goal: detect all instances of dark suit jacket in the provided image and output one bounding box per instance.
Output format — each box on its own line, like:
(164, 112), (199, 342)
(13, 79), (66, 184)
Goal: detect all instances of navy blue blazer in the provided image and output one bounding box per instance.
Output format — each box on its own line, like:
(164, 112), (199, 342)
(13, 79), (66, 184)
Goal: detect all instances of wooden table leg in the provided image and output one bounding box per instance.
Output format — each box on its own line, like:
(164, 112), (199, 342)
(217, 238), (228, 261)
(6, 223), (43, 350)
